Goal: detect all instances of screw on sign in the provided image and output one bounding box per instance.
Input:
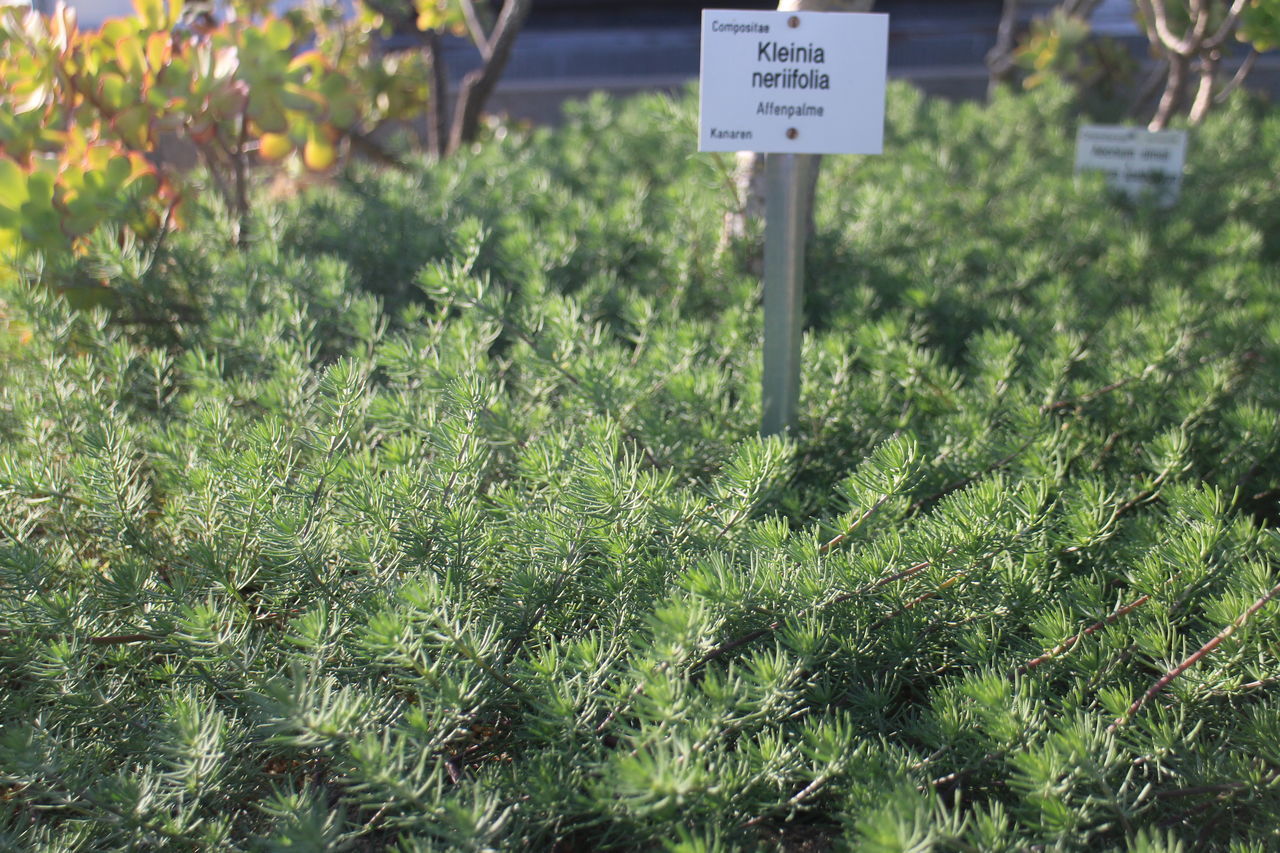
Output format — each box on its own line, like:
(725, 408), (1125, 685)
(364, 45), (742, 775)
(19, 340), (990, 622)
(698, 8), (888, 435)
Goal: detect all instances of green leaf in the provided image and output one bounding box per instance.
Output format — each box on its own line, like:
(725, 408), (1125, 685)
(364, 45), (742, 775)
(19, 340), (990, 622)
(0, 156), (29, 213)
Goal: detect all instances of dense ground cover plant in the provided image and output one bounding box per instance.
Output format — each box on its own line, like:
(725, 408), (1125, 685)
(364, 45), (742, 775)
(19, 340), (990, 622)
(2, 82), (1280, 849)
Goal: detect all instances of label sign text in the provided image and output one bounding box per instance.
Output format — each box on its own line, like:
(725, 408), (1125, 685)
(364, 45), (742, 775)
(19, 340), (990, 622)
(1075, 125), (1188, 206)
(699, 10), (889, 155)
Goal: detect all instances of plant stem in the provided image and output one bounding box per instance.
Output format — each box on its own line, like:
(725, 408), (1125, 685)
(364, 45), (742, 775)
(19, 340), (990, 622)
(1214, 49), (1257, 104)
(1018, 594), (1150, 673)
(447, 0), (532, 155)
(1110, 579), (1280, 731)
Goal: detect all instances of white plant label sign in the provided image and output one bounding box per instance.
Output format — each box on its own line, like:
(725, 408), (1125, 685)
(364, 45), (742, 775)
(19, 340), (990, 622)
(698, 9), (889, 155)
(1075, 125), (1188, 206)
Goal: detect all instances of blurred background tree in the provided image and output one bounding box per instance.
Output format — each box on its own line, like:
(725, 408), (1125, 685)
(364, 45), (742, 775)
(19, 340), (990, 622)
(988, 0), (1279, 129)
(357, 0), (529, 158)
(1135, 0), (1277, 129)
(987, 0), (1107, 96)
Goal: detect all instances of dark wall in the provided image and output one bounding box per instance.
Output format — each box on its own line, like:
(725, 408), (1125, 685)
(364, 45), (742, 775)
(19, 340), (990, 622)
(525, 1), (1003, 30)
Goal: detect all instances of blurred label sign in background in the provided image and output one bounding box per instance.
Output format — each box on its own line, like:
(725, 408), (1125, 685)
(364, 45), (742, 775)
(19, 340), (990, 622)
(698, 10), (888, 155)
(1075, 125), (1188, 206)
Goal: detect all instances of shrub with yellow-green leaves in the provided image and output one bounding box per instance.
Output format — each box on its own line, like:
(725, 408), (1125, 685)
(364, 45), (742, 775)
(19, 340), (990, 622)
(0, 0), (361, 272)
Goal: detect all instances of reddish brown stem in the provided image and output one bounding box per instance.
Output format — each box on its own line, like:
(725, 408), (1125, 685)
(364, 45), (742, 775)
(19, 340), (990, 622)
(1156, 767), (1280, 829)
(0, 611), (297, 647)
(1110, 580), (1280, 731)
(1155, 780), (1247, 799)
(89, 632), (161, 645)
(594, 667), (664, 734)
(819, 493), (891, 555)
(0, 628), (160, 646)
(742, 771), (833, 827)
(927, 751), (1001, 790)
(870, 574), (964, 630)
(1019, 595), (1150, 674)
(906, 439), (1035, 517)
(698, 622), (784, 667)
(867, 556), (939, 591)
(696, 552), (952, 668)
(1042, 376), (1137, 413)
(896, 372), (1148, 523)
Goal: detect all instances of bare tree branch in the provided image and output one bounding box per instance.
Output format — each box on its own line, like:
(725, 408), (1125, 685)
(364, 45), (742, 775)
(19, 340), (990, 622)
(1188, 50), (1221, 124)
(446, 0), (532, 156)
(1205, 0), (1250, 50)
(1149, 53), (1189, 130)
(1189, 0), (1210, 41)
(424, 28), (449, 160)
(1214, 48), (1257, 103)
(1146, 0), (1192, 54)
(1128, 57), (1170, 117)
(459, 0), (492, 60)
(986, 0), (1022, 96)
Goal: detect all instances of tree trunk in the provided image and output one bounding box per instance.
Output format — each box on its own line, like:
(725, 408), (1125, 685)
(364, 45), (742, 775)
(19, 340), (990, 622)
(1149, 52), (1188, 131)
(1188, 49), (1220, 125)
(986, 0), (1022, 98)
(446, 0), (532, 156)
(721, 0), (875, 263)
(423, 29), (448, 160)
(364, 0), (530, 159)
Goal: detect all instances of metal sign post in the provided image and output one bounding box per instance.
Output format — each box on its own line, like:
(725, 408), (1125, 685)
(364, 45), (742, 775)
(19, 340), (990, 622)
(761, 152), (811, 436)
(697, 8), (888, 437)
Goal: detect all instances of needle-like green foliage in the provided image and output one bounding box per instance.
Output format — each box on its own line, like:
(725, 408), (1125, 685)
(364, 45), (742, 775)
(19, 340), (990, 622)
(2, 81), (1280, 849)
